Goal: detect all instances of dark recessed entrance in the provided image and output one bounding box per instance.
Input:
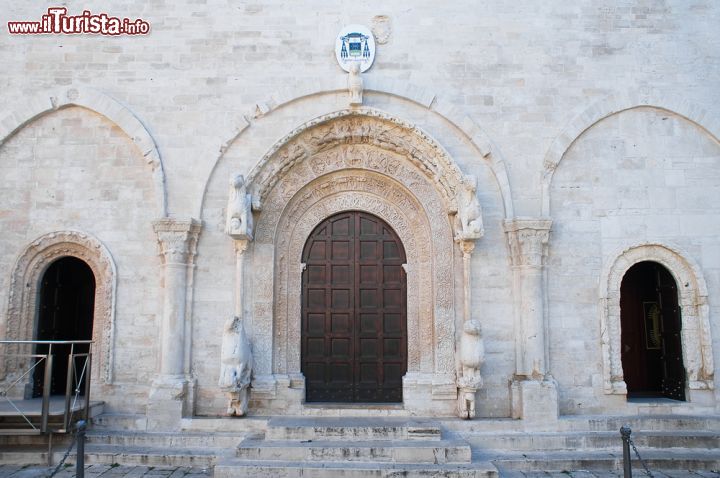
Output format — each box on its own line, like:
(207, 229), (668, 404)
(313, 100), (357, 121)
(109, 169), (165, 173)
(620, 261), (685, 400)
(33, 256), (95, 397)
(301, 211), (407, 403)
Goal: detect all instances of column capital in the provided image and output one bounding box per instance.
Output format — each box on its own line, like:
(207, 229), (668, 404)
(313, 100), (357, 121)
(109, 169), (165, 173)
(503, 218), (552, 268)
(153, 218), (202, 265)
(234, 238), (250, 255)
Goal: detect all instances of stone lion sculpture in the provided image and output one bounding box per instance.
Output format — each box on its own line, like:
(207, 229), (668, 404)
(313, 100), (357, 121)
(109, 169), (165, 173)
(458, 319), (485, 419)
(225, 174), (253, 239)
(456, 175), (483, 240)
(219, 316), (253, 417)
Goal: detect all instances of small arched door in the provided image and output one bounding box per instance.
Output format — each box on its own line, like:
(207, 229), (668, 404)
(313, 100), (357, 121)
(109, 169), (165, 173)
(620, 261), (685, 400)
(33, 256), (95, 397)
(301, 211), (407, 403)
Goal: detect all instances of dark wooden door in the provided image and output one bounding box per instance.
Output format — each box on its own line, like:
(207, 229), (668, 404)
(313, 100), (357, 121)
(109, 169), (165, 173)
(302, 211), (407, 403)
(620, 261), (685, 400)
(33, 257), (95, 397)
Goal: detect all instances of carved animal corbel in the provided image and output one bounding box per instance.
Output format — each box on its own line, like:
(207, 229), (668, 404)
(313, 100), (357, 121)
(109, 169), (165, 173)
(219, 316), (253, 417)
(455, 175), (484, 241)
(226, 174), (254, 240)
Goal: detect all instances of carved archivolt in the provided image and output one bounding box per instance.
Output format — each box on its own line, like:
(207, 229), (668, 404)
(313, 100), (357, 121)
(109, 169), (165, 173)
(246, 108), (476, 219)
(600, 242), (714, 394)
(2, 231), (117, 384)
(248, 140), (458, 385)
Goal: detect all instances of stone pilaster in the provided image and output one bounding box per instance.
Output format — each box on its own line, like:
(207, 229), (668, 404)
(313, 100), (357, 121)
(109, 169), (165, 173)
(148, 218), (201, 430)
(504, 218), (558, 425)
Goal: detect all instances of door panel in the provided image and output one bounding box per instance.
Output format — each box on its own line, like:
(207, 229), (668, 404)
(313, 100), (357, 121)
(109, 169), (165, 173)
(301, 211), (407, 403)
(620, 261), (686, 400)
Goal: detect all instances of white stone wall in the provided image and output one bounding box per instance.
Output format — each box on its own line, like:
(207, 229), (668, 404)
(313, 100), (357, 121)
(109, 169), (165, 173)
(0, 107), (161, 413)
(0, 1), (718, 418)
(548, 107), (720, 414)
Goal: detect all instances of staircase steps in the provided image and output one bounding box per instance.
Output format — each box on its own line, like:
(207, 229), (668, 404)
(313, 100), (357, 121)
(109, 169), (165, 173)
(216, 417), (497, 478)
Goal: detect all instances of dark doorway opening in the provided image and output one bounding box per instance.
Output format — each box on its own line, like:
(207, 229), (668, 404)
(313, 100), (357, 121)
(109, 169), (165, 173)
(32, 257), (95, 397)
(301, 211), (407, 403)
(620, 261), (685, 400)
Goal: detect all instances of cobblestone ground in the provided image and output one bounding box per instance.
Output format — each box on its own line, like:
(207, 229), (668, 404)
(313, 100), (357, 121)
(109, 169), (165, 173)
(0, 465), (211, 478)
(1, 467), (719, 478)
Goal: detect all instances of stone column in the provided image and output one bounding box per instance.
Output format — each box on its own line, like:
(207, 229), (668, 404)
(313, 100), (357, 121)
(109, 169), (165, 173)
(503, 218), (558, 426)
(234, 239), (250, 317)
(148, 218), (201, 430)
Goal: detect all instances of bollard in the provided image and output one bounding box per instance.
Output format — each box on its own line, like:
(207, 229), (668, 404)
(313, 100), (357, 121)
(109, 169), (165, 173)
(76, 420), (87, 478)
(620, 426), (632, 478)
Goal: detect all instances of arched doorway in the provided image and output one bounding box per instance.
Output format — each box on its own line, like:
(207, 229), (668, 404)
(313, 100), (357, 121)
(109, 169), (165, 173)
(33, 256), (96, 397)
(301, 211), (407, 403)
(620, 261), (685, 400)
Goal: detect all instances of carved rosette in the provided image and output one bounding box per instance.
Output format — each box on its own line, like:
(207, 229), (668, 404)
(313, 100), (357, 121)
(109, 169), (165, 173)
(503, 219), (552, 269)
(153, 219), (201, 265)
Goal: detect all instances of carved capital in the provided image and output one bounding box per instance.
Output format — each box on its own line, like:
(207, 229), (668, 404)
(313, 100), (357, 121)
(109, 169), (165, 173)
(153, 218), (202, 265)
(234, 239), (250, 255)
(503, 218), (552, 268)
(457, 239), (476, 257)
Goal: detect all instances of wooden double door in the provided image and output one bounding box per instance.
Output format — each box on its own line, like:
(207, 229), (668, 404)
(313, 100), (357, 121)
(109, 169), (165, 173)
(620, 261), (686, 400)
(301, 211), (407, 403)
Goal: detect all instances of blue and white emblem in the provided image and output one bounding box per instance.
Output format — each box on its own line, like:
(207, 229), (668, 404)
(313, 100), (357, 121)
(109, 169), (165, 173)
(335, 25), (375, 73)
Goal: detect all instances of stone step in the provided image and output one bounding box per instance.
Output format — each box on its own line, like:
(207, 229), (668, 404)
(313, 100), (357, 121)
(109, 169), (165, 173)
(489, 449), (720, 472)
(180, 416), (268, 434)
(556, 415), (720, 432)
(91, 413), (148, 431)
(215, 458), (498, 478)
(266, 416), (442, 441)
(467, 430), (720, 452)
(67, 444), (218, 468)
(236, 437), (471, 464)
(84, 430), (246, 449)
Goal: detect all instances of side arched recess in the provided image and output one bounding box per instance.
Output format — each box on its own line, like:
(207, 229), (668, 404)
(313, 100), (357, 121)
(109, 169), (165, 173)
(2, 231), (118, 386)
(0, 86), (167, 217)
(242, 109), (482, 415)
(541, 91), (720, 217)
(599, 243), (714, 395)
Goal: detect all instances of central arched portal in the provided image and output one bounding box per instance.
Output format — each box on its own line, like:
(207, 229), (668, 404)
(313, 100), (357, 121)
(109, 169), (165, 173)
(301, 211), (407, 403)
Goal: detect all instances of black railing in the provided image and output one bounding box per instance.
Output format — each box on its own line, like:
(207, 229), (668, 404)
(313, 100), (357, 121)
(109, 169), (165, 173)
(0, 340), (93, 434)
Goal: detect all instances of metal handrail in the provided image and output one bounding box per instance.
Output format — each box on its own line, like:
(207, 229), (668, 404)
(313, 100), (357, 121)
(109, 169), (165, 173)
(0, 340), (93, 344)
(0, 340), (93, 434)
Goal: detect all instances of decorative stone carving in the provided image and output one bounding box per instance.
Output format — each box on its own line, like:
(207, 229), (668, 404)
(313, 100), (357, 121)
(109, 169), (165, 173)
(245, 110), (473, 218)
(504, 219), (551, 269)
(457, 320), (484, 419)
(226, 174), (253, 240)
(371, 15), (392, 44)
(348, 63), (363, 106)
(600, 243), (714, 393)
(455, 175), (484, 241)
(237, 111), (484, 414)
(2, 231), (116, 384)
(219, 316), (253, 417)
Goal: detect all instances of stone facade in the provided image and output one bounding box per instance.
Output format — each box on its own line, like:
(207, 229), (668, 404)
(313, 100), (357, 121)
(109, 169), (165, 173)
(0, 1), (718, 429)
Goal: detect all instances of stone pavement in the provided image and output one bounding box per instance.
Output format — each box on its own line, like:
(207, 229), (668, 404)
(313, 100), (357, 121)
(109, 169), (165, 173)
(0, 465), (211, 478)
(0, 466), (718, 478)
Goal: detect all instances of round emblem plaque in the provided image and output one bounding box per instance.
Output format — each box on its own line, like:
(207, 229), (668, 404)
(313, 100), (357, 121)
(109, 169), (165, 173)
(335, 24), (375, 73)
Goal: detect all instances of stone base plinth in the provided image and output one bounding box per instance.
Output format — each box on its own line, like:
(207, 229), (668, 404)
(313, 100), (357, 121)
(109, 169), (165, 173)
(511, 377), (559, 428)
(147, 376), (194, 431)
